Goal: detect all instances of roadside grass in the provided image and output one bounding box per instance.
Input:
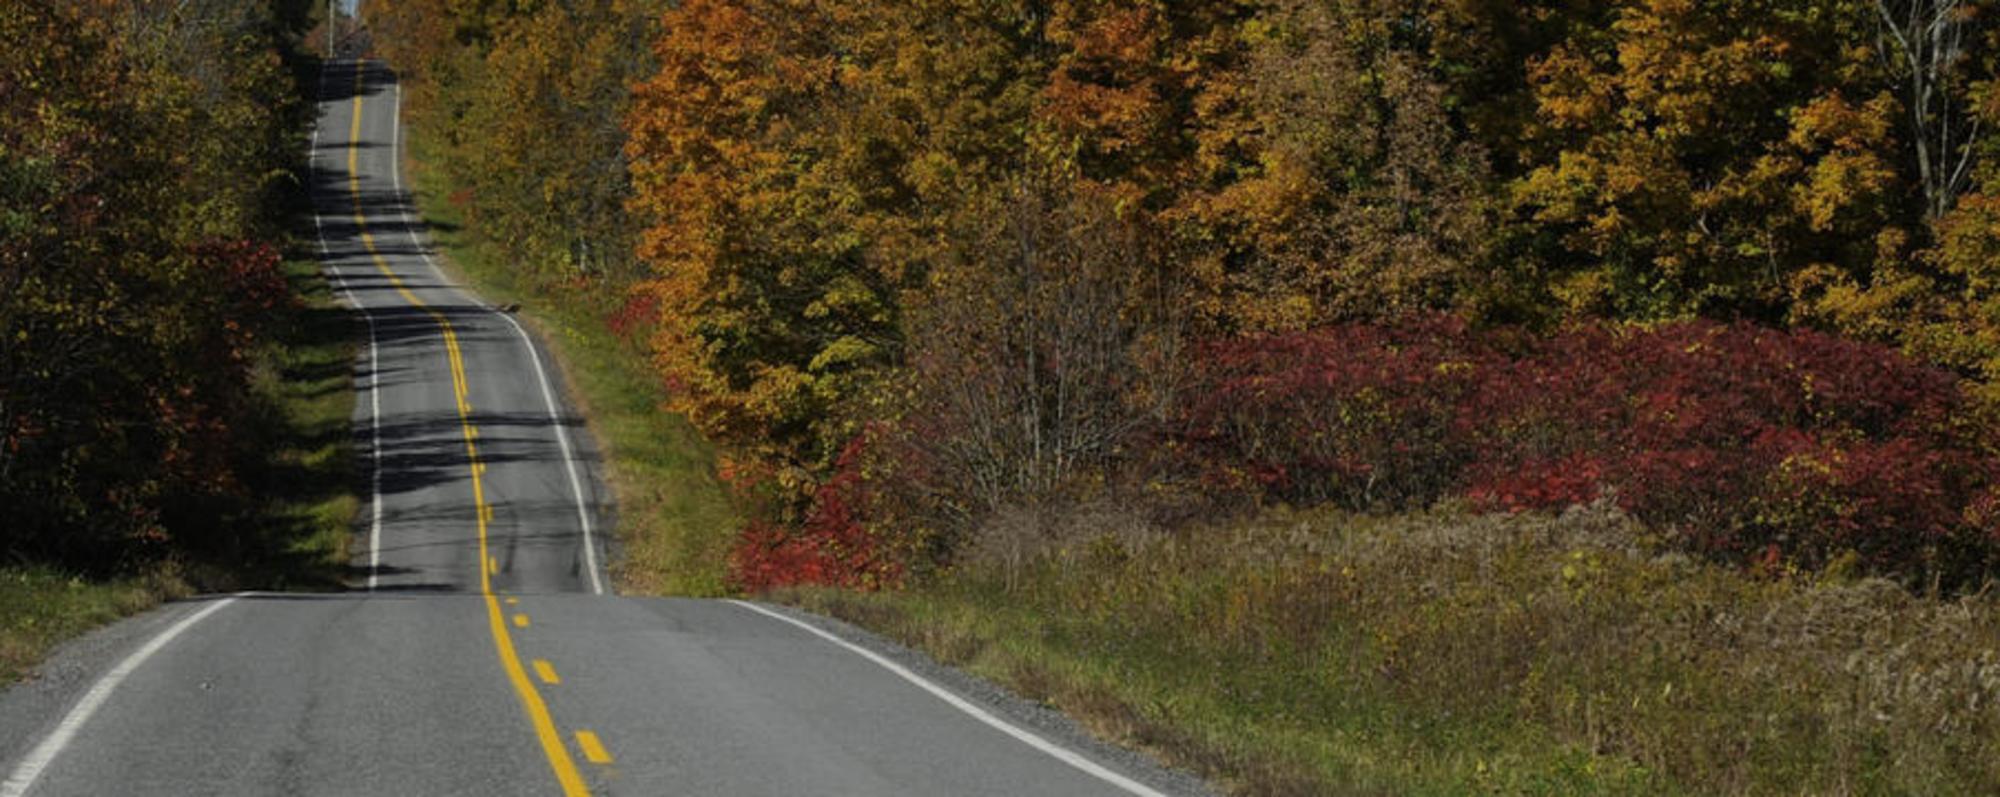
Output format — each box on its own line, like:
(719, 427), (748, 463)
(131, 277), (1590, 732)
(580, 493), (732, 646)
(403, 163), (738, 596)
(0, 569), (187, 685)
(776, 502), (2000, 795)
(0, 256), (359, 685)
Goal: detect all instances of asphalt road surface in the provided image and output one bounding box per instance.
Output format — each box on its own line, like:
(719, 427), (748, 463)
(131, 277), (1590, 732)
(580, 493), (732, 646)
(0, 60), (1209, 797)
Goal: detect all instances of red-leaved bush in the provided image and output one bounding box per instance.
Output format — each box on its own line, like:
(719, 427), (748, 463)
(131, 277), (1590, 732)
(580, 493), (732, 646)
(1173, 315), (1495, 509)
(733, 317), (2000, 592)
(728, 434), (904, 592)
(1177, 318), (2000, 588)
(605, 291), (661, 344)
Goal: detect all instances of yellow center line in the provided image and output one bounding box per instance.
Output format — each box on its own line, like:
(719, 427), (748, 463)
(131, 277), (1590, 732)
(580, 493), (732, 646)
(514, 613), (531, 629)
(345, 59), (588, 797)
(532, 660), (562, 685)
(575, 731), (614, 765)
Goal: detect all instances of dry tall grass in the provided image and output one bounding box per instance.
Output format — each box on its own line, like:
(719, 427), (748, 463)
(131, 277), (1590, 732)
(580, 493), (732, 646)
(789, 502), (2000, 794)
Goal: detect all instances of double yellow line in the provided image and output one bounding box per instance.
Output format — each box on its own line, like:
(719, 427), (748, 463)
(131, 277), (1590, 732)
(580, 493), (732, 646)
(344, 60), (590, 797)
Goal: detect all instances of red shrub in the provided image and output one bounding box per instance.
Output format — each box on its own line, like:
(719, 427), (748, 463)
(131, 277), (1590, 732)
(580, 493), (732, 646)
(727, 434), (905, 592)
(1175, 315), (1490, 509)
(196, 239), (290, 316)
(605, 291), (661, 343)
(1462, 323), (1986, 572)
(1462, 452), (1607, 511)
(1175, 317), (2000, 587)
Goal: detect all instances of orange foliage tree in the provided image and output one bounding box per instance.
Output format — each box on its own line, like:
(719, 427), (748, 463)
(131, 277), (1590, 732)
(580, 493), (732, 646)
(380, 0), (2000, 585)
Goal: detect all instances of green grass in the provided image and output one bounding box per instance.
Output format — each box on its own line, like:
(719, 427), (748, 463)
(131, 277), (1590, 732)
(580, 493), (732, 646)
(776, 503), (2000, 795)
(0, 568), (187, 685)
(404, 164), (739, 596)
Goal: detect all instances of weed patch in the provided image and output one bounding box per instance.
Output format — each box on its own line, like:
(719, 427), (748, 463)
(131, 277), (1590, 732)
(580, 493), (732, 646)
(780, 503), (2000, 795)
(0, 568), (187, 686)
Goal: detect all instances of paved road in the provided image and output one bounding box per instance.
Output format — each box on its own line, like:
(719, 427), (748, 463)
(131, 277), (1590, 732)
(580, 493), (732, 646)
(0, 60), (1207, 797)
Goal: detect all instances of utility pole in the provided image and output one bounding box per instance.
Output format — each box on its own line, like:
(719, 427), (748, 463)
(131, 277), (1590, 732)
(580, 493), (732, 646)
(327, 0), (335, 57)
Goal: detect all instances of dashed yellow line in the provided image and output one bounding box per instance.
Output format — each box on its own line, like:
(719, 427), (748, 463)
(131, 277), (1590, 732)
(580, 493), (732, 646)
(482, 595), (583, 793)
(345, 59), (587, 797)
(575, 731), (613, 764)
(533, 660), (562, 685)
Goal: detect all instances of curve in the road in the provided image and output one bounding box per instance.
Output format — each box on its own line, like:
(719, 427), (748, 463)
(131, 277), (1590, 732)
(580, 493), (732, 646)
(332, 58), (591, 795)
(370, 70), (604, 597)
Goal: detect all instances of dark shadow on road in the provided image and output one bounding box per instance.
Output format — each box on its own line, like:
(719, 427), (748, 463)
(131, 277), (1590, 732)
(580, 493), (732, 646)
(314, 58), (399, 104)
(289, 59), (605, 598)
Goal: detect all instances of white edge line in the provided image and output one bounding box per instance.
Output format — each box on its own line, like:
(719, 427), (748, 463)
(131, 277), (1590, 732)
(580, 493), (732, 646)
(382, 77), (607, 596)
(726, 600), (1173, 797)
(310, 59), (385, 591)
(0, 598), (238, 797)
(493, 310), (605, 596)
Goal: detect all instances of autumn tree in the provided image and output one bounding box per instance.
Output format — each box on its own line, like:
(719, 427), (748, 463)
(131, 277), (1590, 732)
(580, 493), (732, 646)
(1887, 5), (2000, 392)
(1179, 0), (1496, 329)
(1510, 0), (1909, 322)
(1875, 0), (1988, 221)
(1766, 1), (2000, 386)
(893, 178), (1169, 533)
(385, 0), (2000, 581)
(1, 0), (309, 568)
(625, 0), (896, 494)
(452, 0), (656, 285)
